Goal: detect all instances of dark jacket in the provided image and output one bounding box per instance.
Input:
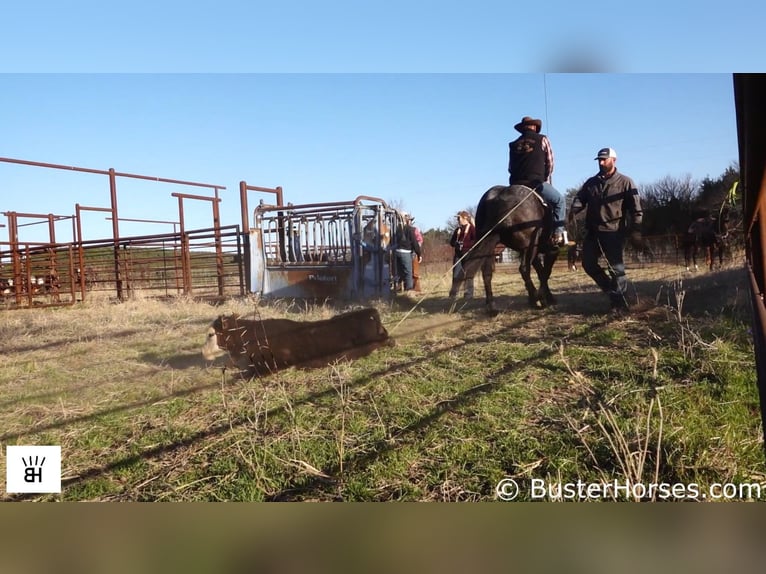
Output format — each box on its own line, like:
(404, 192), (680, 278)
(508, 129), (554, 188)
(569, 169), (643, 234)
(396, 224), (422, 257)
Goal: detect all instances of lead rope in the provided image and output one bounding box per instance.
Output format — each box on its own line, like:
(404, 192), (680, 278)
(388, 187), (539, 335)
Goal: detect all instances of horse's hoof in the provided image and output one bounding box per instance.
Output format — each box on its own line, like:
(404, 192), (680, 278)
(486, 306), (499, 317)
(529, 295), (547, 309)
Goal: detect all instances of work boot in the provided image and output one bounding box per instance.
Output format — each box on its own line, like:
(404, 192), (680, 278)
(552, 229), (568, 247)
(610, 296), (630, 317)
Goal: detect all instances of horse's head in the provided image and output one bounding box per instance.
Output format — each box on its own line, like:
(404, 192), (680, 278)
(715, 207), (730, 238)
(362, 218), (390, 250)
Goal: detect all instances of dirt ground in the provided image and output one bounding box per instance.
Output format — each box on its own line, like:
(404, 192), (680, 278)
(388, 257), (751, 344)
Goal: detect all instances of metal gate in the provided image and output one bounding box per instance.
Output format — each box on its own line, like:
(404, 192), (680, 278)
(249, 196), (400, 300)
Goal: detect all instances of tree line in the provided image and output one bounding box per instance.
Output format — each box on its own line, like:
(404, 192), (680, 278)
(568, 163), (741, 240)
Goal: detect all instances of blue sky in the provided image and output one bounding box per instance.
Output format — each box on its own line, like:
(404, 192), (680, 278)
(2, 2), (764, 72)
(1, 2), (761, 243)
(1, 74), (740, 243)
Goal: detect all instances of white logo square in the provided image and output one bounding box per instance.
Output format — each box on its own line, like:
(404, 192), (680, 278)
(5, 445), (61, 494)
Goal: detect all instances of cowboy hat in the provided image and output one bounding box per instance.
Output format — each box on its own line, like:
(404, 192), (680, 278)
(514, 116), (542, 133)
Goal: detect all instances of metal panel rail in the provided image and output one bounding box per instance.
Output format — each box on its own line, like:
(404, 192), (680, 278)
(0, 225), (244, 308)
(734, 73), (766, 453)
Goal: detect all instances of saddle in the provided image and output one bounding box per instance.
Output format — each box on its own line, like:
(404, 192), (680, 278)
(521, 186), (558, 247)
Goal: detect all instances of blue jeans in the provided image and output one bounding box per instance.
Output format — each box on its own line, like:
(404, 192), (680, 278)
(582, 231), (627, 306)
(395, 250), (414, 290)
(537, 182), (565, 231)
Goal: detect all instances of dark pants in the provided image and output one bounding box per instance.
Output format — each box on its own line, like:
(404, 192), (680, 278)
(582, 231), (628, 307)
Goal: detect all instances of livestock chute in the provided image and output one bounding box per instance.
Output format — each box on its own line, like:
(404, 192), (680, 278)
(734, 73), (766, 453)
(249, 196), (401, 300)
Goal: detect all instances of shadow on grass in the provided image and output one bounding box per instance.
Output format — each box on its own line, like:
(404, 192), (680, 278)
(139, 351), (207, 370)
(3, 265), (750, 500)
(3, 313), (563, 501)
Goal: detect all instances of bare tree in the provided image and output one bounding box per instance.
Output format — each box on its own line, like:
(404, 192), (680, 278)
(640, 174), (699, 236)
(642, 174), (697, 210)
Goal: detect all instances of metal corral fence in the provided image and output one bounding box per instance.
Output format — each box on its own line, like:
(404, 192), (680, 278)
(0, 157), (246, 309)
(0, 242), (79, 307)
(0, 225), (244, 308)
(734, 73), (766, 451)
(249, 196), (400, 300)
(624, 232), (742, 268)
(74, 224), (244, 300)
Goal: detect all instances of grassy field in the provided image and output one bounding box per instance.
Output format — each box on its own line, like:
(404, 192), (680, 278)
(1, 257), (763, 501)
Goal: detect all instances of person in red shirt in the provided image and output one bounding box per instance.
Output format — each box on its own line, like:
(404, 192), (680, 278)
(449, 210), (476, 299)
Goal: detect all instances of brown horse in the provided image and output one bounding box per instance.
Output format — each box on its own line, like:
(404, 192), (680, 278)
(683, 208), (729, 271)
(451, 184), (558, 315)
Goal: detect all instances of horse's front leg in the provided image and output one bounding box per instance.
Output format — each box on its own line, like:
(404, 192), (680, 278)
(481, 257), (498, 316)
(689, 247), (698, 271)
(535, 251), (558, 306)
(685, 241), (697, 272)
(519, 251), (540, 308)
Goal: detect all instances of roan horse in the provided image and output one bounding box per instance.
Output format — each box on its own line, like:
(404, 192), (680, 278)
(450, 184), (559, 315)
(683, 208), (730, 271)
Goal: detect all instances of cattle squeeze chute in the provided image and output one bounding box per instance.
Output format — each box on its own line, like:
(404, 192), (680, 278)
(248, 196), (400, 301)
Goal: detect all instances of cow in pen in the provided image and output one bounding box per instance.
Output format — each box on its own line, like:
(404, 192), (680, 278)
(201, 308), (393, 376)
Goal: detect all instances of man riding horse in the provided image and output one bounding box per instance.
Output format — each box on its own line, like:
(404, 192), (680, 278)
(508, 116), (568, 247)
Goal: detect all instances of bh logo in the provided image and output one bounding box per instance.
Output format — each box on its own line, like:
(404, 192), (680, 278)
(5, 446), (61, 494)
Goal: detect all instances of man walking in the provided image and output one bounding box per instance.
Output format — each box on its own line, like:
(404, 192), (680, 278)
(568, 147), (644, 315)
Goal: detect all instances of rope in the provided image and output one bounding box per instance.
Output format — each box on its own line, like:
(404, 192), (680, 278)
(388, 187), (539, 334)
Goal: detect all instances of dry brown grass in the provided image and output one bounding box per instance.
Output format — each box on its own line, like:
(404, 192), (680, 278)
(0, 254), (761, 501)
